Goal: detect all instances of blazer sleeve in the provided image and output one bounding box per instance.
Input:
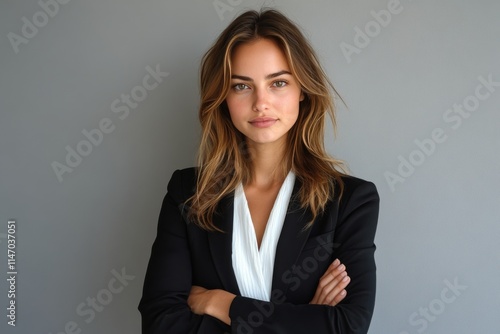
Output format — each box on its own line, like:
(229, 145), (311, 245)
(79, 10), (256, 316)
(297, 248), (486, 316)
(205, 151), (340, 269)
(228, 179), (380, 334)
(138, 169), (226, 333)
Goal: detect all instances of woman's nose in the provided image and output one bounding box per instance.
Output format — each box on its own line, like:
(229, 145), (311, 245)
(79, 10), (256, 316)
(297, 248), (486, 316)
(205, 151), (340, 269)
(252, 88), (270, 112)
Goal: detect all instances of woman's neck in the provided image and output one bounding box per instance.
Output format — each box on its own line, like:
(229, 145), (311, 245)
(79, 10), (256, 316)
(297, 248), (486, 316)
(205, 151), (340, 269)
(246, 140), (289, 189)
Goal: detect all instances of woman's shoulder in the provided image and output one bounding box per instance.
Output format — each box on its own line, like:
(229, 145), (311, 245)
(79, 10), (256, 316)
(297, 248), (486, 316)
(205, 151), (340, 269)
(339, 174), (377, 190)
(166, 167), (198, 201)
(171, 166), (197, 179)
(337, 174), (379, 204)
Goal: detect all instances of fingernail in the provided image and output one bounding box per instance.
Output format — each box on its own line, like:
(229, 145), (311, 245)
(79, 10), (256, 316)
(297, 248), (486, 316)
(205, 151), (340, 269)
(338, 264), (345, 271)
(342, 275), (350, 282)
(340, 289), (346, 296)
(333, 259), (340, 266)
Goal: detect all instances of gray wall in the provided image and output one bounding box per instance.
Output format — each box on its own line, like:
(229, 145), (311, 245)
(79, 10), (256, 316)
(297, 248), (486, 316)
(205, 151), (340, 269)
(1, 0), (499, 333)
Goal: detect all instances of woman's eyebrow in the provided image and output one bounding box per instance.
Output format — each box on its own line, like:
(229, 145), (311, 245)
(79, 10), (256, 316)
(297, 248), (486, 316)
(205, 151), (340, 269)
(231, 70), (292, 82)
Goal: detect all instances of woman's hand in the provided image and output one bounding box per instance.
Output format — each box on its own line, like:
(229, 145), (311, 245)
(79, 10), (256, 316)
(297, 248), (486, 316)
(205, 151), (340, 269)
(310, 259), (350, 306)
(187, 286), (212, 315)
(188, 286), (236, 325)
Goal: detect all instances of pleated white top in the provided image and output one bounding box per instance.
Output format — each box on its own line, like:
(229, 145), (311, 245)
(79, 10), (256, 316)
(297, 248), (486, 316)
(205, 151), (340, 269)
(232, 171), (296, 301)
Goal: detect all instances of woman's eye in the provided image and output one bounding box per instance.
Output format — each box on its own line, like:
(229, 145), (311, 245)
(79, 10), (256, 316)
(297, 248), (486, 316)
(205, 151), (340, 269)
(233, 83), (249, 91)
(273, 80), (287, 88)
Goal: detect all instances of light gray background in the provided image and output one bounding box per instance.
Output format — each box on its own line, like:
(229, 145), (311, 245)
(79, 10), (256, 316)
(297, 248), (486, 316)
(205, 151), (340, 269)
(1, 0), (499, 333)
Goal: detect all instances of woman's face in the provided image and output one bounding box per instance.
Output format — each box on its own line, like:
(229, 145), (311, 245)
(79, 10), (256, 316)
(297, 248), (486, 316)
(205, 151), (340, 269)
(226, 38), (303, 149)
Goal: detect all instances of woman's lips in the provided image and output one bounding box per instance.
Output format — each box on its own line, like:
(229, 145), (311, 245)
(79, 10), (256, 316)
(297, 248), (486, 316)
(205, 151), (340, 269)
(249, 117), (278, 128)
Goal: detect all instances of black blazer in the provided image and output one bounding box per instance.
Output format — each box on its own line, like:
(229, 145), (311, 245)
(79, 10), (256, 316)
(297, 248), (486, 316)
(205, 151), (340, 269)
(139, 167), (379, 333)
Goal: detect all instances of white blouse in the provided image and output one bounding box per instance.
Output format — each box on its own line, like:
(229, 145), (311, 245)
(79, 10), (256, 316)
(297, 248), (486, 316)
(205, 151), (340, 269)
(231, 171), (296, 301)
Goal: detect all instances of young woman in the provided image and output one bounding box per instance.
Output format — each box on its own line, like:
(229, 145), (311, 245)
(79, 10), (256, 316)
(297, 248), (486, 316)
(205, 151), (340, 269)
(139, 9), (379, 334)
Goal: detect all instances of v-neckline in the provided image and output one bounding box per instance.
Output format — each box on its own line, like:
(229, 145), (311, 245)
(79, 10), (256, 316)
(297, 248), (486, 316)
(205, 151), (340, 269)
(240, 171), (294, 252)
(231, 171), (296, 301)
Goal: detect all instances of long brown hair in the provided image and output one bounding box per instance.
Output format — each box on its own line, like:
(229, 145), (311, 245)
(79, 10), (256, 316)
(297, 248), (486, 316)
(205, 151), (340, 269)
(188, 9), (346, 231)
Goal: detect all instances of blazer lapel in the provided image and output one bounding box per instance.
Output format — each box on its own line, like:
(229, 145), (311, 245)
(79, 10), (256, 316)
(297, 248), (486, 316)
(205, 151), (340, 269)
(271, 179), (313, 298)
(207, 194), (241, 295)
(206, 180), (313, 299)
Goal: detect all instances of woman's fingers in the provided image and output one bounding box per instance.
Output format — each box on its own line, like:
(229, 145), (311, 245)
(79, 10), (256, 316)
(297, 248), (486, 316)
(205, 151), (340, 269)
(310, 259), (350, 306)
(316, 270), (349, 305)
(315, 261), (345, 298)
(318, 273), (350, 305)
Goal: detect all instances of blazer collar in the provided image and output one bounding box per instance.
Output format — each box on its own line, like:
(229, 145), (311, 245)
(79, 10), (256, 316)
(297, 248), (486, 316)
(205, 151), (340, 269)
(271, 179), (313, 299)
(207, 193), (241, 295)
(207, 179), (313, 299)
